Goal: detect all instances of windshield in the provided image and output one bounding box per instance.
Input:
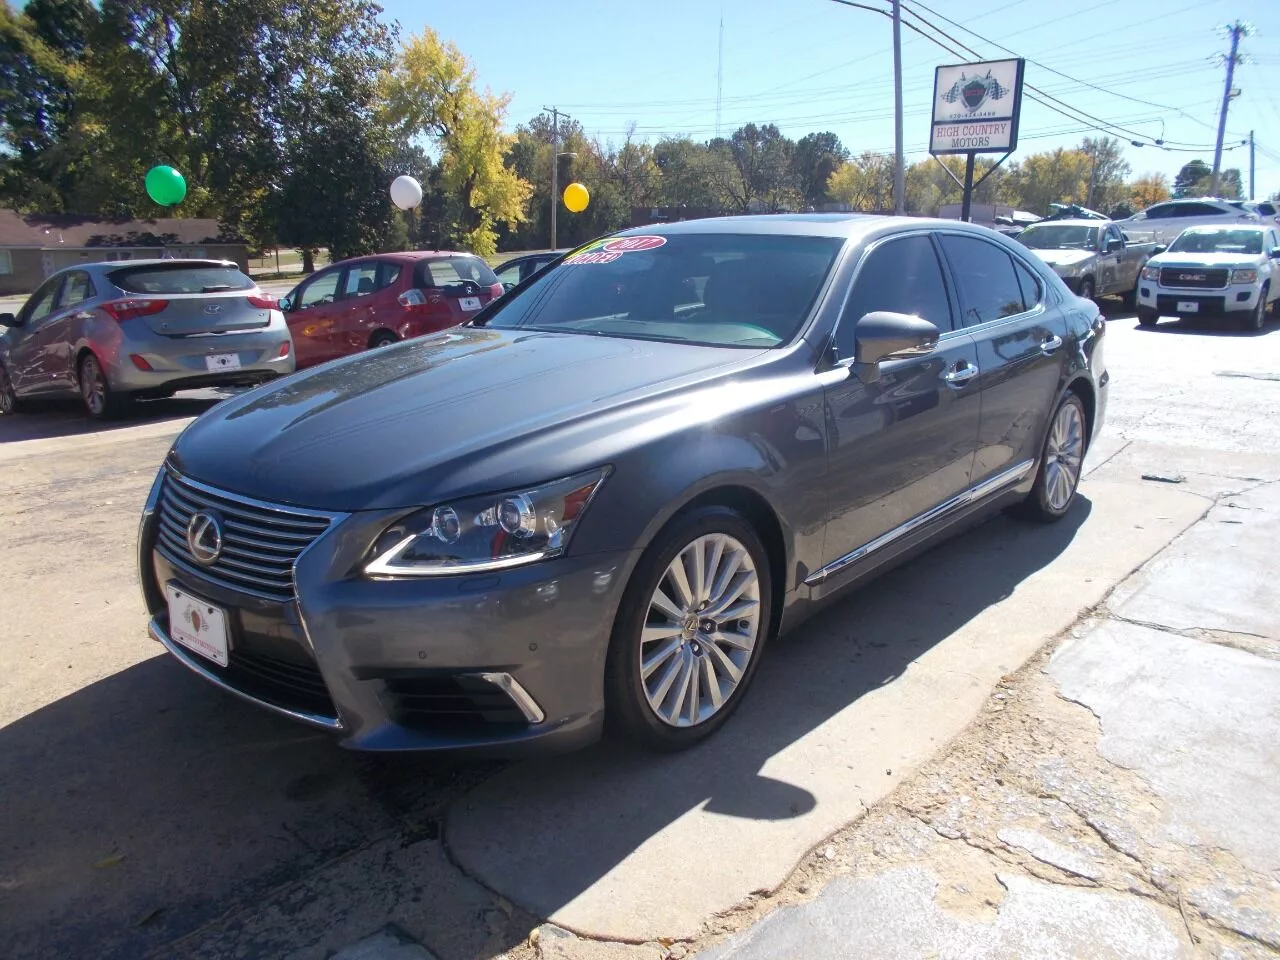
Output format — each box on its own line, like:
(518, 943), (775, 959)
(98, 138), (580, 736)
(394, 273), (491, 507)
(1018, 225), (1099, 250)
(1169, 229), (1263, 255)
(479, 233), (844, 347)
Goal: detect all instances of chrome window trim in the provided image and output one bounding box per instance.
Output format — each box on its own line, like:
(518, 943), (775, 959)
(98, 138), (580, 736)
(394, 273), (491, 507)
(149, 617), (344, 731)
(804, 458), (1036, 586)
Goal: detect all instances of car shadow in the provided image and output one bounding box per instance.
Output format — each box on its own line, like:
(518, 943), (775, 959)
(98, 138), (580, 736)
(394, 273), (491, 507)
(0, 496), (1091, 959)
(1133, 316), (1280, 337)
(0, 392), (229, 444)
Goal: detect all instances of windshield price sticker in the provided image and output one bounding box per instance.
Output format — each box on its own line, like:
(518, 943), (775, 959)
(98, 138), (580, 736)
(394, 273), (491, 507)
(566, 235), (667, 264)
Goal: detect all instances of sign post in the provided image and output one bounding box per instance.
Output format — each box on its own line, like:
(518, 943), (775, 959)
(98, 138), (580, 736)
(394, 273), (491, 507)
(929, 58), (1025, 222)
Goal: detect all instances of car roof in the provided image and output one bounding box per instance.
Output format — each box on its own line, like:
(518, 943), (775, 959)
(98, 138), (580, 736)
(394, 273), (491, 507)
(1024, 219), (1105, 228)
(70, 258), (239, 272)
(1178, 223), (1267, 231)
(335, 250), (481, 265)
(616, 213), (1011, 244)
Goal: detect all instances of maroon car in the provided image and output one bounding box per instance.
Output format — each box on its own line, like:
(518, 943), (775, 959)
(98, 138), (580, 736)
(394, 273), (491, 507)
(280, 251), (503, 368)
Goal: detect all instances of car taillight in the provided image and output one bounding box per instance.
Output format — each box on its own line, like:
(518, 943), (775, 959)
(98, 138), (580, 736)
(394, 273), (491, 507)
(102, 298), (168, 322)
(247, 293), (277, 309)
(488, 283), (503, 299)
(398, 289), (430, 312)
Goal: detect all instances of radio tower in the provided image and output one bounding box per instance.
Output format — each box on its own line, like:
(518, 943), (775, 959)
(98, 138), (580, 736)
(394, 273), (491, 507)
(715, 15), (724, 139)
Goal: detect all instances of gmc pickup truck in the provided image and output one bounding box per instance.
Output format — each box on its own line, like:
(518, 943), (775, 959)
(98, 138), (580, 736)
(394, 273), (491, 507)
(1018, 218), (1158, 306)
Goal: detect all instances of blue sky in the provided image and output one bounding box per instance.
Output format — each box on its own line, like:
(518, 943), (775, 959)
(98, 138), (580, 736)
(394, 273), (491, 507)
(378, 0), (1280, 198)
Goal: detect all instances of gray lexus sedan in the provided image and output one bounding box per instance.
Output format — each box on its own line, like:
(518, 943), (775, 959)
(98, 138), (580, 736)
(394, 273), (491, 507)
(0, 259), (294, 419)
(137, 215), (1107, 754)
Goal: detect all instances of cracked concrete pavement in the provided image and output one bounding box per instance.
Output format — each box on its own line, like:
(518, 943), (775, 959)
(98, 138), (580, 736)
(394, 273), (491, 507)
(2, 312), (1279, 960)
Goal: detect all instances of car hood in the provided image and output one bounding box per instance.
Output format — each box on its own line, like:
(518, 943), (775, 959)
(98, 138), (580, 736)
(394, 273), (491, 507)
(1147, 252), (1260, 269)
(1029, 249), (1095, 269)
(170, 327), (766, 511)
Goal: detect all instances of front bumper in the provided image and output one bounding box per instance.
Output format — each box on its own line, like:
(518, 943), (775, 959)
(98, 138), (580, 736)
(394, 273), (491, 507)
(138, 473), (636, 754)
(1136, 281), (1261, 317)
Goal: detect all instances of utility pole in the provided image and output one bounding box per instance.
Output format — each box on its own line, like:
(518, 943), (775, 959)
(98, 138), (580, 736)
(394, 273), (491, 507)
(1249, 130), (1255, 200)
(546, 106), (561, 250)
(1210, 21), (1251, 196)
(892, 0), (905, 215)
(715, 15), (724, 139)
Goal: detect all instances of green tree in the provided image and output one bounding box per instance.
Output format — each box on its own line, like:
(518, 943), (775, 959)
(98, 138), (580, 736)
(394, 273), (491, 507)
(1172, 159), (1212, 198)
(791, 131), (848, 209)
(1080, 136), (1131, 210)
(827, 152), (894, 211)
(708, 123), (798, 213)
(380, 28), (531, 255)
(1003, 148), (1092, 214)
(653, 138), (723, 210)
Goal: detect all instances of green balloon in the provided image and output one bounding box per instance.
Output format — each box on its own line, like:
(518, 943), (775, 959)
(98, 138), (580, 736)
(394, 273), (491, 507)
(145, 165), (187, 206)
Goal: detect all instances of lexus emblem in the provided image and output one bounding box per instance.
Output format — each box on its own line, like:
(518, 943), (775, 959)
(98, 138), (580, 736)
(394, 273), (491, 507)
(203, 304), (224, 315)
(186, 511), (224, 566)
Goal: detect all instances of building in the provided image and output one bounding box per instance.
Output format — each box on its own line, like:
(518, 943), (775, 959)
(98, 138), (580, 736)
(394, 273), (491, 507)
(0, 210), (249, 296)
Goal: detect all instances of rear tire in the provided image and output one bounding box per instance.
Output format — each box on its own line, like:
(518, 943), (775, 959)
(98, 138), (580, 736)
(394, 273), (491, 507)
(78, 353), (129, 420)
(1013, 392), (1087, 523)
(369, 331), (398, 349)
(1138, 309), (1159, 327)
(604, 506), (772, 751)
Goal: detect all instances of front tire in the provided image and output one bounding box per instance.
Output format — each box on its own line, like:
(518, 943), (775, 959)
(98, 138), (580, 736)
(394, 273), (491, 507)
(604, 506), (772, 751)
(1241, 292), (1266, 332)
(369, 331), (398, 349)
(1078, 277), (1095, 303)
(79, 353), (128, 420)
(1013, 392), (1087, 523)
(1121, 287), (1137, 311)
(1138, 309), (1159, 327)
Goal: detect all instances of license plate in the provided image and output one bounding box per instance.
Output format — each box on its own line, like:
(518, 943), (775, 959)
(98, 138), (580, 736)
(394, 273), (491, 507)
(205, 353), (242, 372)
(1176, 301), (1199, 312)
(458, 297), (482, 312)
(165, 584), (229, 667)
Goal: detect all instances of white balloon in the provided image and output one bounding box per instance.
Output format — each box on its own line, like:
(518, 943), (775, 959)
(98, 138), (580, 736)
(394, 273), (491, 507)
(390, 175), (423, 211)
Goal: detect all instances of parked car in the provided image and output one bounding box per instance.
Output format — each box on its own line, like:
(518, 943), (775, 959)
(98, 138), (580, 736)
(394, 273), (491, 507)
(1232, 200), (1280, 229)
(1136, 224), (1280, 330)
(138, 214), (1107, 755)
(0, 259), (293, 419)
(1018, 219), (1157, 305)
(494, 250), (568, 292)
(280, 251), (503, 368)
(1115, 198), (1260, 245)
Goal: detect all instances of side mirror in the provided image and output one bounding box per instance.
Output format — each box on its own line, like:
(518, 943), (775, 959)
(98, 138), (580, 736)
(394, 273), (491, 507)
(1106, 238), (1123, 252)
(1270, 249), (1280, 260)
(1153, 245), (1167, 255)
(278, 296), (294, 313)
(502, 282), (516, 293)
(850, 311), (940, 370)
(0, 312), (16, 328)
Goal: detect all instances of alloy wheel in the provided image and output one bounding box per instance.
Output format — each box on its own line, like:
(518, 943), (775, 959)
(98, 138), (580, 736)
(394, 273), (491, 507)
(639, 533), (761, 727)
(1044, 401), (1085, 512)
(81, 356), (106, 417)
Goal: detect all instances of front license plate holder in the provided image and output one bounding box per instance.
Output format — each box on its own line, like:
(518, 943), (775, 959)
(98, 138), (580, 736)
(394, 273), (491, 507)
(165, 584), (230, 667)
(1176, 301), (1199, 312)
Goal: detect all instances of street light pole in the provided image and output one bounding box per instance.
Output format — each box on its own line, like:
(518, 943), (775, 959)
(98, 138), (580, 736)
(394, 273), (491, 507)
(892, 0), (905, 215)
(547, 106), (561, 250)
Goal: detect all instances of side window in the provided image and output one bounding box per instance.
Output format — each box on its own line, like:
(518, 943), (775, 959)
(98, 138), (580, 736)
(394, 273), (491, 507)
(377, 262), (402, 289)
(836, 235), (954, 357)
(1105, 226), (1121, 247)
(937, 235), (1027, 326)
(298, 270), (340, 309)
(1145, 204), (1173, 220)
(58, 271), (94, 308)
(21, 278), (61, 325)
(1180, 202), (1224, 217)
(342, 263), (378, 299)
(495, 261), (523, 286)
(1012, 259), (1043, 312)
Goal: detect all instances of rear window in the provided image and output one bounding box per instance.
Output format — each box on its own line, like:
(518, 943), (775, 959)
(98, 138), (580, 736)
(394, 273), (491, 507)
(415, 256), (499, 293)
(481, 232), (844, 348)
(109, 263), (255, 294)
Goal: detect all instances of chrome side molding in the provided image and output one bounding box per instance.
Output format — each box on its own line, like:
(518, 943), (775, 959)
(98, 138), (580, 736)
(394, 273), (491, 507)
(804, 459), (1036, 586)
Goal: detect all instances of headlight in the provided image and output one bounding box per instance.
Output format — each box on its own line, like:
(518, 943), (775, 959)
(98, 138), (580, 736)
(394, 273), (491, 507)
(1231, 268), (1258, 284)
(364, 468), (610, 577)
(1141, 264), (1160, 281)
(1056, 263), (1080, 277)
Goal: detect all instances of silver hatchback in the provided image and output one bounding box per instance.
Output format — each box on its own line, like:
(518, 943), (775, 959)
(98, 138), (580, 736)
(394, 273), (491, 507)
(0, 259), (295, 418)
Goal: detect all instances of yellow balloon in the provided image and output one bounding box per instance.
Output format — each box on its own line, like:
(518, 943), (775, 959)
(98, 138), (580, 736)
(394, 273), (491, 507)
(563, 182), (590, 213)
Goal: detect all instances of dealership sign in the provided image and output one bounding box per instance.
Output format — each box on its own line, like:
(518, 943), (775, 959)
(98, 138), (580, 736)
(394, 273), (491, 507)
(930, 58), (1025, 155)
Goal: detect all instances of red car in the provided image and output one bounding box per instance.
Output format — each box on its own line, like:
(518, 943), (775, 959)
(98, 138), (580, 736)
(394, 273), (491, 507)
(279, 251), (503, 368)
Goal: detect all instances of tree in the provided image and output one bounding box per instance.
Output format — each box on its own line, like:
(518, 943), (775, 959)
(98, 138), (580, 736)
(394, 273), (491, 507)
(381, 28), (531, 255)
(1003, 148), (1092, 214)
(708, 123), (798, 213)
(791, 132), (848, 209)
(827, 152), (894, 211)
(1172, 159), (1211, 198)
(1080, 136), (1131, 210)
(1128, 172), (1170, 211)
(653, 138), (723, 210)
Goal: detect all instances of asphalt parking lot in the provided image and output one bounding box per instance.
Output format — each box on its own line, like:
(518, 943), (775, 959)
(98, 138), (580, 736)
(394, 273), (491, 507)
(2, 307), (1278, 959)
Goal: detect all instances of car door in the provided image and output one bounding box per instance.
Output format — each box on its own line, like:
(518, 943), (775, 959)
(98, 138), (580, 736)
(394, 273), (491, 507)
(333, 260), (381, 354)
(284, 268), (344, 367)
(819, 232), (982, 575)
(937, 234), (1067, 487)
(42, 270), (97, 391)
(9, 276), (63, 394)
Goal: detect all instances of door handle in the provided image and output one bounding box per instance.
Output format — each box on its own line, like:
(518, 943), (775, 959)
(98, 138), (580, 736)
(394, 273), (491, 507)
(942, 362), (979, 387)
(1040, 335), (1064, 355)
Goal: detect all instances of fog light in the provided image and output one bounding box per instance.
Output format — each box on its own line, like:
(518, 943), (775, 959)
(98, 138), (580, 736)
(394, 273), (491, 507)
(130, 354), (153, 371)
(1140, 287), (1150, 297)
(1236, 291), (1251, 302)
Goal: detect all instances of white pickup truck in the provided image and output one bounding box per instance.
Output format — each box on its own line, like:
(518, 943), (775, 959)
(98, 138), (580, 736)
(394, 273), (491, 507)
(1136, 224), (1280, 331)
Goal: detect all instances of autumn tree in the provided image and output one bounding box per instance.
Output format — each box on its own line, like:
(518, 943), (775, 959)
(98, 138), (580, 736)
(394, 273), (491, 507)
(381, 28), (530, 255)
(1080, 137), (1131, 211)
(1127, 172), (1170, 211)
(827, 152), (894, 211)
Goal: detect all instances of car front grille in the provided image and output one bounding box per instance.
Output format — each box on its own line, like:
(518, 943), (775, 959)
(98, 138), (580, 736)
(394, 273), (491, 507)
(155, 469), (335, 603)
(1159, 267), (1228, 289)
(381, 675), (530, 732)
(226, 647), (337, 718)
